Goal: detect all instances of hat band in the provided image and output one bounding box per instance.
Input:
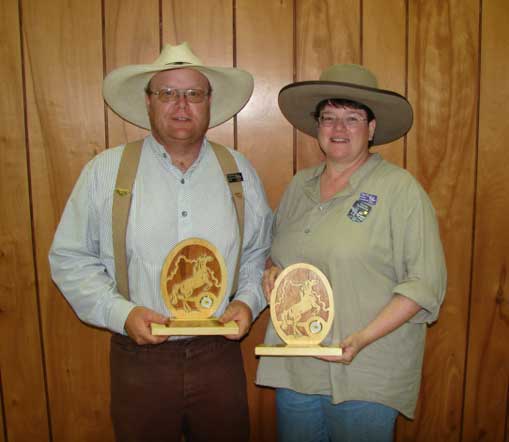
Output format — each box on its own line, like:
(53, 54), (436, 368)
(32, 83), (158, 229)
(165, 61), (193, 66)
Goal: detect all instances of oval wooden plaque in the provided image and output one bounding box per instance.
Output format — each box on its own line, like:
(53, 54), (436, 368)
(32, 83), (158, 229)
(270, 263), (334, 346)
(160, 238), (227, 319)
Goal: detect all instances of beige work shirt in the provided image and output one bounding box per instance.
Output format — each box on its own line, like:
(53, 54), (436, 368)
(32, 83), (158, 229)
(256, 153), (446, 418)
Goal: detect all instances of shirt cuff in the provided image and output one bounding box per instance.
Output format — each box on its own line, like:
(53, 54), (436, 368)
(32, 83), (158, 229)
(392, 280), (441, 324)
(233, 289), (265, 320)
(108, 297), (137, 335)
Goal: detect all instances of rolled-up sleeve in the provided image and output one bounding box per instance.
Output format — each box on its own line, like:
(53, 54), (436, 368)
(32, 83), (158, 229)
(391, 178), (447, 324)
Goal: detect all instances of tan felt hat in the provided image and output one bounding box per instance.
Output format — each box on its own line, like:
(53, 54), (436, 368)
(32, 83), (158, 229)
(103, 42), (254, 129)
(278, 64), (413, 145)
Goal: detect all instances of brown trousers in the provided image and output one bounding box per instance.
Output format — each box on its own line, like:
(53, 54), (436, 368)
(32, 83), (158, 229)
(110, 334), (250, 442)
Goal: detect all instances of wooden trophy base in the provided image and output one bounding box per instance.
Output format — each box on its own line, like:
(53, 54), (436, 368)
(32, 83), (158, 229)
(151, 318), (239, 336)
(255, 344), (342, 357)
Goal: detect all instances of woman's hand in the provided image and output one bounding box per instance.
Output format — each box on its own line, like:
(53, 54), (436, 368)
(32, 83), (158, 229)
(262, 265), (282, 303)
(315, 331), (368, 364)
(316, 294), (421, 364)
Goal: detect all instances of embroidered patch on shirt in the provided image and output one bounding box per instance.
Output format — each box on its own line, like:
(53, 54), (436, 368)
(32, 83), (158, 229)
(347, 200), (372, 223)
(359, 192), (378, 206)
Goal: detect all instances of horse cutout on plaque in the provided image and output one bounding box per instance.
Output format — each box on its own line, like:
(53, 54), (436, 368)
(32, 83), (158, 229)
(256, 263), (342, 356)
(151, 238), (238, 336)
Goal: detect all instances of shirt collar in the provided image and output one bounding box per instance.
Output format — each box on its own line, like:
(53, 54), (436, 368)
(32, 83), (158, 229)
(303, 153), (383, 201)
(348, 153), (383, 187)
(146, 134), (210, 174)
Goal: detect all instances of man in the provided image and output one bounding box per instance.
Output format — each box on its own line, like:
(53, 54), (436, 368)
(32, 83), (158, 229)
(49, 42), (272, 442)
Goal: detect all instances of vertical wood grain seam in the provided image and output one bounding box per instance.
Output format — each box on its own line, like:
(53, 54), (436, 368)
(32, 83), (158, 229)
(0, 369), (7, 442)
(101, 0), (109, 149)
(292, 0), (296, 175)
(505, 381), (509, 442)
(18, 0), (53, 439)
(159, 0), (163, 50)
(403, 0), (409, 169)
(233, 0), (238, 150)
(462, 1), (484, 440)
(359, 0), (363, 64)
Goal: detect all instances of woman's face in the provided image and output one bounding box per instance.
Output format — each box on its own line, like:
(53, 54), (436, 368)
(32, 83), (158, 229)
(317, 104), (376, 165)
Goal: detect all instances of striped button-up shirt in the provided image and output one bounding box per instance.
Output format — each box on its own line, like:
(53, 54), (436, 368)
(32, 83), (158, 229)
(49, 135), (273, 335)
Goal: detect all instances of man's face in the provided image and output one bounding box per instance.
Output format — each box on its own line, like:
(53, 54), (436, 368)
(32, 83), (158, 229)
(145, 68), (211, 147)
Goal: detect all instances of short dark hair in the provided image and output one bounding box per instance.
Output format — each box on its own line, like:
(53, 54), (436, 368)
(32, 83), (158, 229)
(313, 98), (375, 122)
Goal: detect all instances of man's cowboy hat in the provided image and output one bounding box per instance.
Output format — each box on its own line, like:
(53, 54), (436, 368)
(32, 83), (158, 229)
(103, 42), (253, 129)
(278, 64), (413, 145)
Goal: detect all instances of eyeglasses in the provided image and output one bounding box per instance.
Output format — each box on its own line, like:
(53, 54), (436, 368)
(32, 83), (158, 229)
(318, 114), (368, 128)
(146, 87), (210, 103)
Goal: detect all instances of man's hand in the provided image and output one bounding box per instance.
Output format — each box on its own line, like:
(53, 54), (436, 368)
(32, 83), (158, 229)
(124, 306), (169, 345)
(262, 265), (282, 303)
(219, 300), (253, 340)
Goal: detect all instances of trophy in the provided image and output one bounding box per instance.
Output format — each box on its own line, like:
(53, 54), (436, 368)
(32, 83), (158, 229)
(255, 263), (342, 356)
(151, 238), (238, 336)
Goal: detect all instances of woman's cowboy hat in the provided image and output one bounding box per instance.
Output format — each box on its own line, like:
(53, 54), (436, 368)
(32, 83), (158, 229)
(103, 42), (253, 129)
(278, 64), (413, 145)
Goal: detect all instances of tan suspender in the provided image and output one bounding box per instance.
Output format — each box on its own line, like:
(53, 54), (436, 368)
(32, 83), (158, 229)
(112, 139), (245, 300)
(209, 141), (245, 299)
(112, 139), (143, 298)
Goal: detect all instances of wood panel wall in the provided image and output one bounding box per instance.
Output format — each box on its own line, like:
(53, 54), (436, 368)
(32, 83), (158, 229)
(0, 1), (50, 441)
(464, 0), (509, 440)
(0, 1), (507, 441)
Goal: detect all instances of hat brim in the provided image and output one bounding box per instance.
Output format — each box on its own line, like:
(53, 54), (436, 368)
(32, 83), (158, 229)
(278, 81), (413, 145)
(103, 64), (254, 129)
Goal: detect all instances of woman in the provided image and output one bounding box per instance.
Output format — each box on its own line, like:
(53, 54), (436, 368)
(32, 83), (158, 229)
(256, 64), (447, 442)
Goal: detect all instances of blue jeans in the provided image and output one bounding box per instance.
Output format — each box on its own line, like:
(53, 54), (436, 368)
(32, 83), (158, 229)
(276, 388), (398, 442)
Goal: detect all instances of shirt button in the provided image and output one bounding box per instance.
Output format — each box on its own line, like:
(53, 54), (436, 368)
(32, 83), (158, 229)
(304, 228), (310, 234)
(180, 178), (185, 184)
(182, 211), (188, 217)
